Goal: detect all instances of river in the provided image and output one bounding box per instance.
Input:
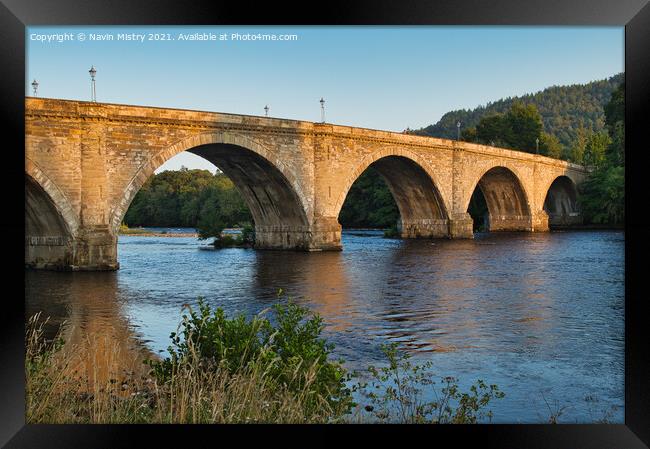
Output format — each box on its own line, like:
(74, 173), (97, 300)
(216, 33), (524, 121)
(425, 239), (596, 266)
(25, 229), (624, 423)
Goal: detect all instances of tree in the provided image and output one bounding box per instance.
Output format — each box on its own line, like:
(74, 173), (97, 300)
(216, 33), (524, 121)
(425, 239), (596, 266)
(338, 168), (399, 229)
(583, 132), (611, 168)
(578, 165), (624, 225)
(475, 114), (509, 148)
(505, 101), (543, 152)
(569, 126), (589, 164)
(461, 127), (478, 143)
(576, 80), (624, 226)
(539, 132), (563, 159)
(472, 102), (544, 154)
(604, 82), (624, 166)
(123, 169), (252, 232)
(196, 184), (251, 241)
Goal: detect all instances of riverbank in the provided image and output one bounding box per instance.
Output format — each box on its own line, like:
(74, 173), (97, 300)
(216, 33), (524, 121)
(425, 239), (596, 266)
(26, 304), (506, 424)
(119, 230), (199, 238)
(549, 224), (624, 231)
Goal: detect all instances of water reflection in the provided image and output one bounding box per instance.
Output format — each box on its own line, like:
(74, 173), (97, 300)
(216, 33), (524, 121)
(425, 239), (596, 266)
(26, 230), (624, 422)
(253, 250), (354, 332)
(26, 272), (153, 388)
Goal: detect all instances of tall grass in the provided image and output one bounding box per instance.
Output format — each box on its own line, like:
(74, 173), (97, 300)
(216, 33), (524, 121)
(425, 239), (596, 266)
(26, 312), (346, 423)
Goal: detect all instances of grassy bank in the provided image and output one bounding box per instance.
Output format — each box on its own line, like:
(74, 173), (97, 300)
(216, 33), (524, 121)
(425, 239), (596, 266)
(26, 301), (504, 424)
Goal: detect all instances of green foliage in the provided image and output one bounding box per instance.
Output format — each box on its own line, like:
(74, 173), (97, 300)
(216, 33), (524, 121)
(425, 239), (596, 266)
(475, 113), (509, 147)
(577, 81), (624, 226)
(604, 82), (625, 166)
(209, 226), (256, 248)
(464, 101), (544, 154)
(357, 343), (504, 423)
(569, 126), (589, 164)
(540, 132), (562, 159)
(212, 234), (237, 248)
(578, 165), (624, 225)
(505, 101), (544, 152)
(583, 132), (611, 168)
(604, 82), (624, 138)
(241, 224), (255, 244)
(147, 297), (354, 417)
(383, 225), (399, 238)
(460, 126), (477, 142)
(338, 167), (399, 229)
(124, 168), (252, 232)
(607, 121), (625, 166)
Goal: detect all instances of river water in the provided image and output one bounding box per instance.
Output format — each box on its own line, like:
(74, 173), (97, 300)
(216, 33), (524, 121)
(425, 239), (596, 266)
(25, 229), (624, 423)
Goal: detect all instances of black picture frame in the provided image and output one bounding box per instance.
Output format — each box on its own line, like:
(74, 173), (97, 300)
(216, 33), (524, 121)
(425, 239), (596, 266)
(2, 0), (649, 447)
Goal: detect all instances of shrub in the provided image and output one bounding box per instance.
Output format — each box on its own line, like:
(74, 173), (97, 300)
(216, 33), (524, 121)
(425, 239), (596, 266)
(578, 165), (624, 225)
(241, 224), (255, 245)
(147, 297), (354, 420)
(383, 225), (399, 238)
(357, 343), (504, 423)
(212, 234), (237, 248)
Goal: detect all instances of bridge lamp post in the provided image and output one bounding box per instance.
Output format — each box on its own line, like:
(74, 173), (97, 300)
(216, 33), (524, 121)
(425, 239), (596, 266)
(456, 121), (461, 140)
(31, 79), (38, 97)
(320, 97), (325, 123)
(536, 137), (539, 154)
(264, 105), (269, 117)
(89, 65), (97, 102)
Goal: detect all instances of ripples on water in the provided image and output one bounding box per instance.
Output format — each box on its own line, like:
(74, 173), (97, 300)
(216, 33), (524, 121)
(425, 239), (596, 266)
(25, 229), (624, 423)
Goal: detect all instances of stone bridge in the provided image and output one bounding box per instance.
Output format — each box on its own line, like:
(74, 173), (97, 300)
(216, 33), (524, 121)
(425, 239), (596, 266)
(25, 98), (588, 270)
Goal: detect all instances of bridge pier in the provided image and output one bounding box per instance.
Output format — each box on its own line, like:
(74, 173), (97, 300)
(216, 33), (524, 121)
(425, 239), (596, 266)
(309, 216), (343, 251)
(532, 210), (550, 232)
(72, 226), (119, 271)
(254, 225), (312, 250)
(25, 226), (119, 271)
(254, 217), (342, 251)
(547, 212), (584, 228)
(481, 210), (556, 233)
(398, 218), (450, 238)
(488, 215), (535, 232)
(448, 213), (474, 239)
(25, 236), (74, 270)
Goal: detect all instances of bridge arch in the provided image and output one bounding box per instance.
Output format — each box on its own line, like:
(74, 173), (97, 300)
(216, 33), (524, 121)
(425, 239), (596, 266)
(25, 166), (76, 269)
(110, 132), (312, 249)
(543, 175), (581, 227)
(25, 159), (79, 237)
(335, 148), (450, 238)
(466, 165), (532, 232)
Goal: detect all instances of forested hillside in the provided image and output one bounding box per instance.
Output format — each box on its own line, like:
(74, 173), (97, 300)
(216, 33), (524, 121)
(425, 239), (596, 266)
(410, 73), (623, 150)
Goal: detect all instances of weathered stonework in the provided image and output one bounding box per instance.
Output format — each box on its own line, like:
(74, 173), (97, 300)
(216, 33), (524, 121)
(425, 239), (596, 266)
(25, 98), (588, 270)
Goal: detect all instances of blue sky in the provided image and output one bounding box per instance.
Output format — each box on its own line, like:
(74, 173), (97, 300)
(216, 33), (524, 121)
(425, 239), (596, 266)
(27, 26), (623, 172)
